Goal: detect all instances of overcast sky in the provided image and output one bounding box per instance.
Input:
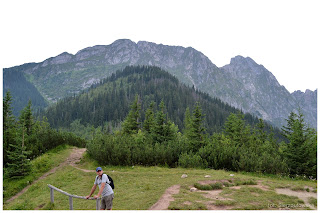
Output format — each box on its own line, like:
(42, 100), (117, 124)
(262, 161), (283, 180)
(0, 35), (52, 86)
(1, 0), (319, 93)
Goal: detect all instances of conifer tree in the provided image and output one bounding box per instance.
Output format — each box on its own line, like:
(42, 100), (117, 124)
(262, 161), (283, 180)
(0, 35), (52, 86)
(256, 118), (267, 143)
(302, 128), (317, 178)
(190, 102), (206, 141)
(281, 108), (316, 176)
(19, 100), (34, 136)
(122, 95), (141, 134)
(281, 111), (297, 138)
(184, 103), (206, 152)
(6, 100), (32, 178)
(152, 100), (167, 143)
(3, 91), (16, 167)
(224, 112), (250, 145)
(143, 101), (156, 133)
(3, 91), (15, 131)
(6, 131), (32, 178)
(183, 107), (192, 137)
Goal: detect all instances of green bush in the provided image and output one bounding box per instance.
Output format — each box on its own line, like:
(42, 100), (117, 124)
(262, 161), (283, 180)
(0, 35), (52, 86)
(194, 183), (213, 190)
(223, 182), (232, 187)
(178, 152), (207, 168)
(234, 179), (257, 186)
(210, 182), (223, 189)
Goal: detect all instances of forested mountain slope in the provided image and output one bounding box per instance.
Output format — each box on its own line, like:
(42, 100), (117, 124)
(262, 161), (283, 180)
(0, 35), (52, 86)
(41, 66), (283, 138)
(3, 68), (47, 116)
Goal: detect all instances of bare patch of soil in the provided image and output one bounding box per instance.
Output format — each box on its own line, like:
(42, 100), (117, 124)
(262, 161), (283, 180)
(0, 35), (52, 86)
(189, 184), (235, 210)
(229, 186), (241, 190)
(200, 189), (223, 199)
(68, 148), (96, 173)
(149, 185), (180, 210)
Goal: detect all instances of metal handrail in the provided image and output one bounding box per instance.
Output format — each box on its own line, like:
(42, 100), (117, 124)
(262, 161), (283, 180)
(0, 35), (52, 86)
(48, 184), (100, 210)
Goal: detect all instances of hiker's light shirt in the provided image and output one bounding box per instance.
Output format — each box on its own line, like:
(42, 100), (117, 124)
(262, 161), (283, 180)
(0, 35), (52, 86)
(94, 174), (114, 197)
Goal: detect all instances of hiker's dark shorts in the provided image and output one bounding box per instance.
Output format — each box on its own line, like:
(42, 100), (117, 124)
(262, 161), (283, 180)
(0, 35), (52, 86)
(101, 193), (114, 210)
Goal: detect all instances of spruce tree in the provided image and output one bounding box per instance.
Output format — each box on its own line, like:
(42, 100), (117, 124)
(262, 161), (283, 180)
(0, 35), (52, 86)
(3, 91), (15, 131)
(6, 105), (32, 178)
(281, 108), (316, 176)
(19, 100), (34, 136)
(152, 100), (167, 143)
(6, 137), (32, 178)
(281, 111), (297, 138)
(122, 95), (141, 134)
(256, 118), (267, 143)
(224, 112), (250, 145)
(190, 102), (206, 141)
(143, 101), (156, 133)
(185, 103), (206, 152)
(183, 107), (192, 135)
(302, 128), (317, 178)
(3, 91), (16, 167)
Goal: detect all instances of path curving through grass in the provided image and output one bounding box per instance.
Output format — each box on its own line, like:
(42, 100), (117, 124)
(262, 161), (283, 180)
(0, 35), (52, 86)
(5, 147), (87, 203)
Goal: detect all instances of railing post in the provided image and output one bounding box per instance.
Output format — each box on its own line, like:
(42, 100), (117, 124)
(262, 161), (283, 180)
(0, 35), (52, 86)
(69, 196), (73, 210)
(96, 198), (100, 210)
(48, 184), (100, 210)
(50, 188), (54, 203)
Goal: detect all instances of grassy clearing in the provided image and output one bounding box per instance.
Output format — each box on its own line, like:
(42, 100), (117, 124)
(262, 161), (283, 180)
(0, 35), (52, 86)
(3, 144), (73, 202)
(3, 147), (317, 210)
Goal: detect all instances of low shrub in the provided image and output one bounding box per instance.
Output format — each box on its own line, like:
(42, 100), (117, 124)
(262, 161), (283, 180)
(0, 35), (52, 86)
(194, 183), (212, 190)
(210, 182), (223, 190)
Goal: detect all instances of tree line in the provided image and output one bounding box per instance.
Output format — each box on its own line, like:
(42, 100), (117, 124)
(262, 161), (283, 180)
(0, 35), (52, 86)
(87, 95), (317, 178)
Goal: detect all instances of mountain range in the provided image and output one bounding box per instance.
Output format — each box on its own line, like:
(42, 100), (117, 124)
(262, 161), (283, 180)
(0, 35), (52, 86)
(3, 39), (317, 128)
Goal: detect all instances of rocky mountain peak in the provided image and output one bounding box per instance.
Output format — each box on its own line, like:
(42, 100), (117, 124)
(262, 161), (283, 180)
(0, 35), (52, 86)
(292, 89), (317, 103)
(230, 55), (251, 64)
(51, 52), (73, 64)
(228, 56), (266, 74)
(111, 39), (136, 46)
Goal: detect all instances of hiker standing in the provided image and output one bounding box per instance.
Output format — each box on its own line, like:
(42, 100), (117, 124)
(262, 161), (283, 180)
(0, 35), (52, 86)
(86, 167), (114, 210)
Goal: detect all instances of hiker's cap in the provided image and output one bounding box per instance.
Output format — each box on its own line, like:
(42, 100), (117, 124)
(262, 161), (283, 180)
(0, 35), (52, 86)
(96, 167), (102, 172)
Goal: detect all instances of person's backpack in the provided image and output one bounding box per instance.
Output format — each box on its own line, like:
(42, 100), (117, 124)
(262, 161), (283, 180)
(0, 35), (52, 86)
(105, 174), (115, 190)
(96, 174), (115, 190)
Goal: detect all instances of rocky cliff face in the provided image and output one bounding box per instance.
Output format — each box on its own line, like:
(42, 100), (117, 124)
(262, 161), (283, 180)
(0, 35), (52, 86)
(3, 39), (317, 128)
(220, 56), (317, 128)
(291, 89), (317, 127)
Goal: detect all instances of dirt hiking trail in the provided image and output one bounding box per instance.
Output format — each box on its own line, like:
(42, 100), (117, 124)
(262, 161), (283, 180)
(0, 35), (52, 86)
(6, 147), (90, 203)
(149, 185), (180, 210)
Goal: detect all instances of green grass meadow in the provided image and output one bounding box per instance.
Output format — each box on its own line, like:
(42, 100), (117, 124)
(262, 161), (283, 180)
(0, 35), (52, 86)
(3, 146), (317, 210)
(3, 144), (73, 203)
